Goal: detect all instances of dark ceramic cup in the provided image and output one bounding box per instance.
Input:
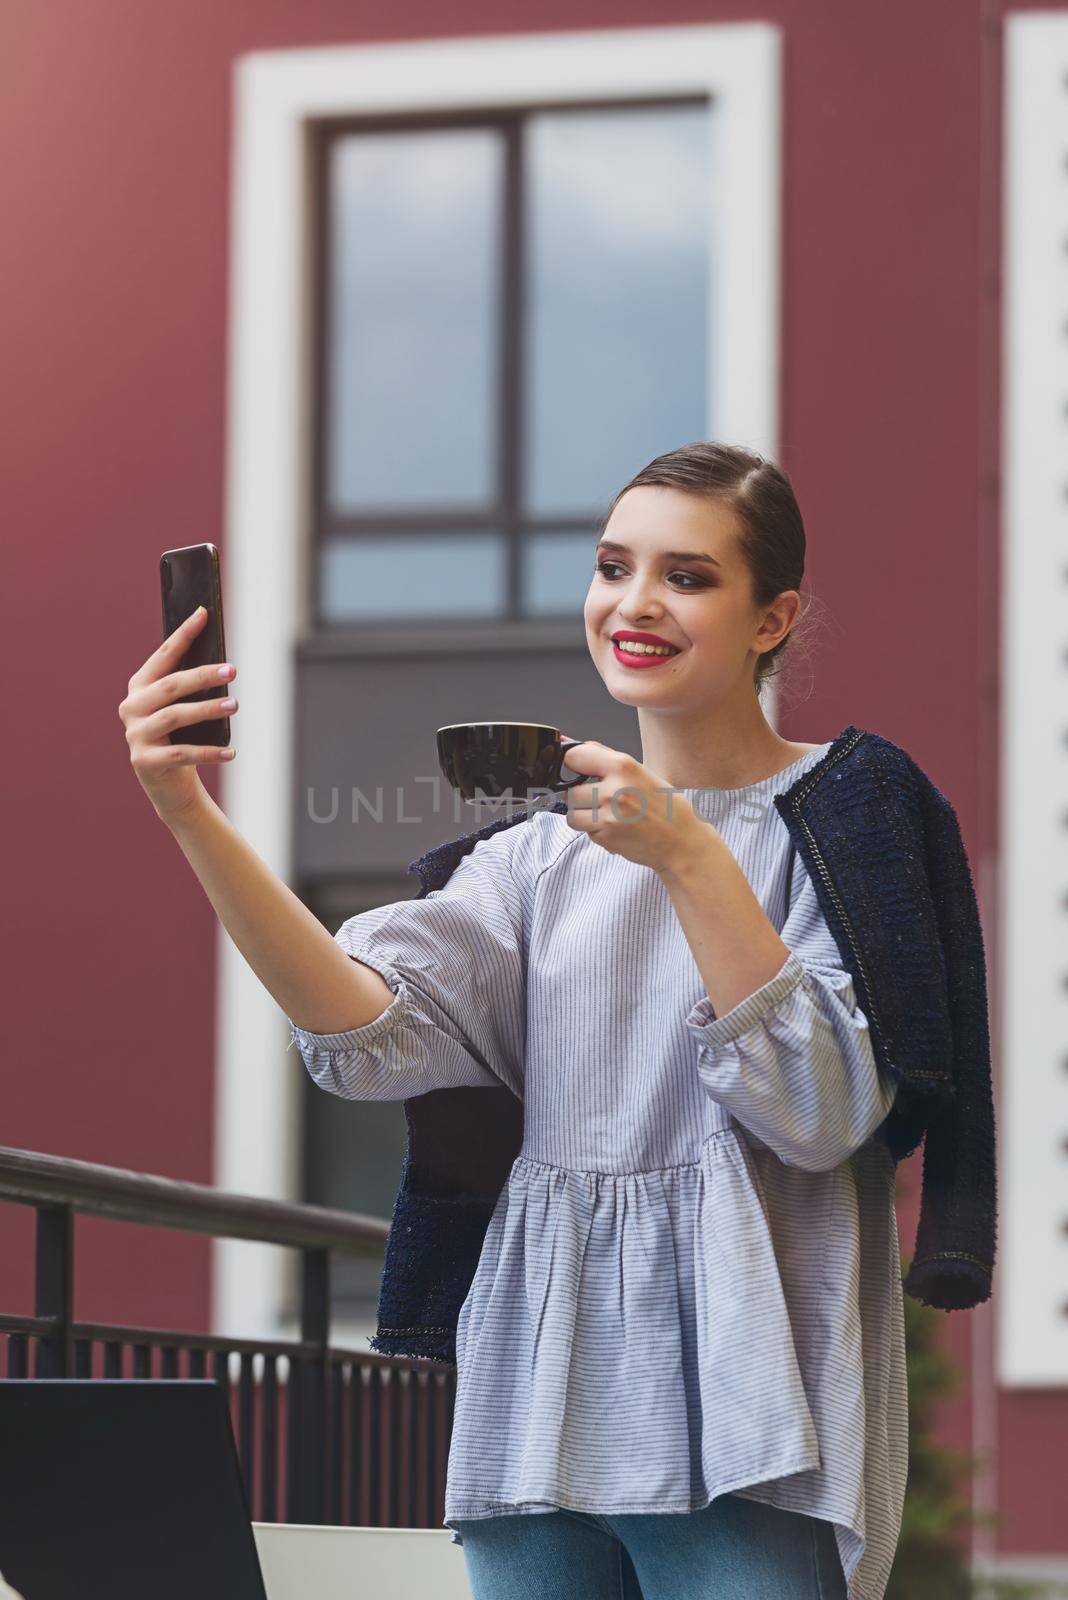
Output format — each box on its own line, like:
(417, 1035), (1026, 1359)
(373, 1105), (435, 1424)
(436, 721), (597, 802)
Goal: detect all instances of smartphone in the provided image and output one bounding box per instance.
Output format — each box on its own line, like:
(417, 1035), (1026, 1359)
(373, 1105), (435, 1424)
(159, 543), (230, 747)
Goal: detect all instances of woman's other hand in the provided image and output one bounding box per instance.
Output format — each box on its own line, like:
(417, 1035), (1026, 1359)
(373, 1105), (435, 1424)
(558, 739), (705, 873)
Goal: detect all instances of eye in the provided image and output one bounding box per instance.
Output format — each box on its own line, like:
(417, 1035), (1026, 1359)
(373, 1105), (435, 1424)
(595, 560), (707, 590)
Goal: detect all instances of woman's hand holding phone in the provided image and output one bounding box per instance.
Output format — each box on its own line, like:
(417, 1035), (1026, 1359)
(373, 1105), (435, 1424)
(119, 607), (238, 826)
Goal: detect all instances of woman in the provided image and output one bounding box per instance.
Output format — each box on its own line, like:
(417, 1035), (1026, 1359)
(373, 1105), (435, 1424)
(120, 442), (993, 1600)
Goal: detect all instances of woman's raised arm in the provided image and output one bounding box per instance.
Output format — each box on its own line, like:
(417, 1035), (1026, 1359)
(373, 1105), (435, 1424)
(119, 605), (393, 1035)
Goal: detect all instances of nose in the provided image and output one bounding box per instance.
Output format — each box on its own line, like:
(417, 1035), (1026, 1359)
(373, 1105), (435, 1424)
(619, 596), (664, 625)
(614, 580), (665, 624)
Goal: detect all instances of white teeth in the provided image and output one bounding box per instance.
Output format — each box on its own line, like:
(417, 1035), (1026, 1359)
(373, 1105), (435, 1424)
(615, 639), (677, 656)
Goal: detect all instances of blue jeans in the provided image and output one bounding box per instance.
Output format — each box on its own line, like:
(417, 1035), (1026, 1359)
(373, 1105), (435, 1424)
(453, 1492), (848, 1599)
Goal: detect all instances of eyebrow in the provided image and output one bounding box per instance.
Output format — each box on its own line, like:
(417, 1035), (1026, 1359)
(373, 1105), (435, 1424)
(595, 540), (722, 569)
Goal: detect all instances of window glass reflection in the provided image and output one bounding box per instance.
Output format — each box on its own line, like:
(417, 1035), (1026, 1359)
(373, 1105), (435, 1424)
(523, 105), (711, 517)
(522, 529), (602, 617)
(320, 535), (506, 621)
(326, 128), (503, 513)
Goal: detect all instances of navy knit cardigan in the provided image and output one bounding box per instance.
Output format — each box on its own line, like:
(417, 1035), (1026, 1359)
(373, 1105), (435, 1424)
(363, 724), (997, 1364)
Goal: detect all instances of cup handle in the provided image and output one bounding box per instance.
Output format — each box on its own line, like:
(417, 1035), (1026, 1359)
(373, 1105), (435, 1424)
(554, 738), (598, 790)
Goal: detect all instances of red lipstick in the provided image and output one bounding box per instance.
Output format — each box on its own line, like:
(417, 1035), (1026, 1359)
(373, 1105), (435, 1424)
(610, 630), (683, 670)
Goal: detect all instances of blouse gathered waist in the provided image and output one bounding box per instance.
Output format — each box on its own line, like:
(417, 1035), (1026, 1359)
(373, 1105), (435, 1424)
(284, 740), (908, 1600)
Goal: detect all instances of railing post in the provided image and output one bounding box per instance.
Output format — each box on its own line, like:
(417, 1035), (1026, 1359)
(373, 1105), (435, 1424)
(34, 1203), (74, 1377)
(0, 1147), (391, 1519)
(292, 1245), (330, 1523)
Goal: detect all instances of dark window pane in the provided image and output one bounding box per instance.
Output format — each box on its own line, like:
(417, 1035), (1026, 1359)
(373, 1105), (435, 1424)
(302, 884), (415, 1313)
(303, 1084), (402, 1308)
(325, 128), (503, 513)
(521, 528), (600, 617)
(523, 104), (711, 517)
(320, 533), (506, 621)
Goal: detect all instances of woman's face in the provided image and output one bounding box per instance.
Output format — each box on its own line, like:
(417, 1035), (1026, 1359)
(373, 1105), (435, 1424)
(583, 484), (783, 711)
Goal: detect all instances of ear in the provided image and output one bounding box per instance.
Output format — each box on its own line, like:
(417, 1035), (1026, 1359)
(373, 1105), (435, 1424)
(754, 589), (802, 652)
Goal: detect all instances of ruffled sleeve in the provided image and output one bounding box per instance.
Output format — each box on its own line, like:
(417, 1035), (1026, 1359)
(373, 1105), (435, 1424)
(285, 828), (526, 1102)
(684, 854), (898, 1171)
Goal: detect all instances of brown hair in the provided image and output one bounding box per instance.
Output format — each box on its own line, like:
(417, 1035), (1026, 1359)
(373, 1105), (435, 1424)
(603, 441), (820, 697)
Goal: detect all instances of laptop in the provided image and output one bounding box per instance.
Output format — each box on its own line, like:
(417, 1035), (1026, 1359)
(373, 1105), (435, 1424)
(0, 1380), (268, 1600)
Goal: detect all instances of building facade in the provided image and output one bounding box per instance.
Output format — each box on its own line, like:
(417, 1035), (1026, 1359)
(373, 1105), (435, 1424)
(3, 0), (1063, 1581)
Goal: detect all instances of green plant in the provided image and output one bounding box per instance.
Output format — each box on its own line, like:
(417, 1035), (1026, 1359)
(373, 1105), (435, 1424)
(886, 1259), (1068, 1600)
(887, 1278), (978, 1598)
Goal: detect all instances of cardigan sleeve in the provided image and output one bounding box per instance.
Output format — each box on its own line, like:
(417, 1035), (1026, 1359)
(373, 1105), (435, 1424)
(285, 828), (526, 1102)
(684, 853), (899, 1171)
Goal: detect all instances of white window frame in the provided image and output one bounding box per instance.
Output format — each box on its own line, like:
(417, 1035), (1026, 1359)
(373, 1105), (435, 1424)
(215, 22), (783, 1340)
(998, 9), (1068, 1387)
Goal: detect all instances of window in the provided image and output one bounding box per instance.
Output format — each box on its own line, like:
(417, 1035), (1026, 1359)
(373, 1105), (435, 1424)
(314, 100), (712, 626)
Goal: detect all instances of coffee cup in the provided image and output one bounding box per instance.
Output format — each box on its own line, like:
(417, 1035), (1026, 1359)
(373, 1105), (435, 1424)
(436, 722), (598, 802)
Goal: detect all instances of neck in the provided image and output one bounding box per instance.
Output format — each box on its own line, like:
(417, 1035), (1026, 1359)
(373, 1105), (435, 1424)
(637, 698), (816, 790)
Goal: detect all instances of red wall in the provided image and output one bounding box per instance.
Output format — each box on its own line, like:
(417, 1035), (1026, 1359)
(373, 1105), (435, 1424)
(0, 0), (1049, 1563)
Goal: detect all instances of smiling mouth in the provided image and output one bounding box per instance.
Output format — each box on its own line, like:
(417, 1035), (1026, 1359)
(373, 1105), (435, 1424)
(610, 639), (683, 668)
(611, 638), (682, 658)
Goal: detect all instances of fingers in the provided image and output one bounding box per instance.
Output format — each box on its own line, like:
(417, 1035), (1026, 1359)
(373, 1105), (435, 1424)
(561, 738), (621, 769)
(130, 604), (207, 691)
(163, 603), (208, 653)
(148, 742), (236, 767)
(124, 656), (234, 723)
(122, 686), (236, 753)
(146, 693), (237, 740)
(562, 781), (601, 809)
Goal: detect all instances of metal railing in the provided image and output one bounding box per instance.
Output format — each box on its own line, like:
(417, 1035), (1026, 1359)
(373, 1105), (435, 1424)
(0, 1146), (456, 1528)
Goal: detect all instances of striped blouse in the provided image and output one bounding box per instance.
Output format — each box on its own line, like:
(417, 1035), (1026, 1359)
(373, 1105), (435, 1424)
(286, 741), (907, 1600)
